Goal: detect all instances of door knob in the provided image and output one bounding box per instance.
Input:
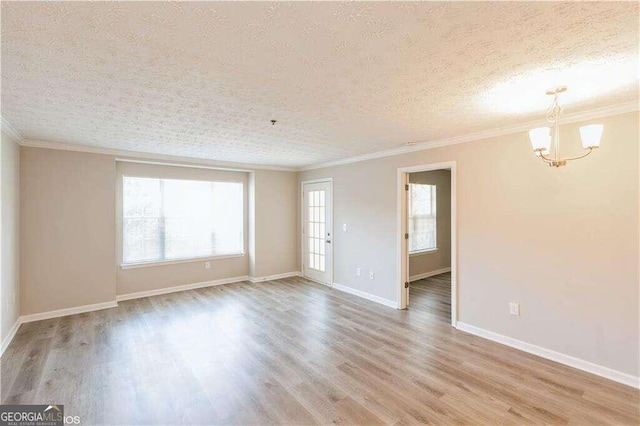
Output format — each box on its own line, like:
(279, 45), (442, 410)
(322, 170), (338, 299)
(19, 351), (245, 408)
(326, 239), (331, 244)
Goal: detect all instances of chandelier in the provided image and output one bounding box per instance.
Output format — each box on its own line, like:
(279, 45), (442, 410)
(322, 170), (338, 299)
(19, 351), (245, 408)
(529, 86), (603, 167)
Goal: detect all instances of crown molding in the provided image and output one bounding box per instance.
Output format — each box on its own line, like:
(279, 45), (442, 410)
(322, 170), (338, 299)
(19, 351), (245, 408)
(18, 139), (298, 172)
(299, 101), (640, 171)
(0, 116), (24, 143)
(8, 101), (639, 172)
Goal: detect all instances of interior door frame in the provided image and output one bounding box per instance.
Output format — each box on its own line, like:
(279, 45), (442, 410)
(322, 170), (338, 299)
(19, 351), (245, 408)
(397, 161), (457, 327)
(300, 178), (334, 286)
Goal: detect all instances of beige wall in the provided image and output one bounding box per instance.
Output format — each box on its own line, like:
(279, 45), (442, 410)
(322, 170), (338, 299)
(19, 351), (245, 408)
(19, 148), (299, 313)
(299, 111), (639, 377)
(408, 170), (451, 279)
(115, 161), (250, 296)
(1, 132), (20, 343)
(251, 170), (299, 278)
(20, 147), (116, 315)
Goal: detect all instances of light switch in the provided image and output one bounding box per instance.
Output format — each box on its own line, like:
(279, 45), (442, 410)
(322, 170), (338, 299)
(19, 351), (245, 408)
(509, 302), (520, 316)
(343, 223), (348, 232)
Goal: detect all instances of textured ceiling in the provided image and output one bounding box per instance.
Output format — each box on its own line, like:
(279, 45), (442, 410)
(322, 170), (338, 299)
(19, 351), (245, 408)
(1, 2), (638, 168)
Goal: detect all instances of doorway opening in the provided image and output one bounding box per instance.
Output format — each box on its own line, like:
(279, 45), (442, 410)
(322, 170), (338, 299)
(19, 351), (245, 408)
(397, 162), (457, 326)
(301, 178), (333, 286)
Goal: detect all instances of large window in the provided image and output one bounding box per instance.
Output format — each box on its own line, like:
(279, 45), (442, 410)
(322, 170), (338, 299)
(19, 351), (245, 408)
(409, 183), (437, 254)
(123, 177), (243, 265)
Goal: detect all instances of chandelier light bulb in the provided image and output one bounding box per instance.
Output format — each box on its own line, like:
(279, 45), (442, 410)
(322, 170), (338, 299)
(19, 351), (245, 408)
(579, 124), (603, 149)
(529, 127), (552, 152)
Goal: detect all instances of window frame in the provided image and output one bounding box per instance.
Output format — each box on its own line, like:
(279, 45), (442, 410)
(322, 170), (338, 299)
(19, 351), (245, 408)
(408, 183), (438, 255)
(120, 175), (245, 268)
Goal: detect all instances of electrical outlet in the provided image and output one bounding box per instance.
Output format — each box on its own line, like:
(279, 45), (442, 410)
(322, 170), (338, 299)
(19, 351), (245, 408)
(369, 271), (375, 280)
(343, 223), (348, 232)
(205, 261), (211, 270)
(356, 267), (362, 277)
(509, 302), (520, 316)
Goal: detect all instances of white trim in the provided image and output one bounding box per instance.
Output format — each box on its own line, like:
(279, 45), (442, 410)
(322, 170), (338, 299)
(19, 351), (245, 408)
(409, 248), (439, 257)
(116, 158), (256, 173)
(10, 103), (638, 172)
(1, 319), (22, 357)
(0, 116), (24, 143)
(300, 178), (334, 286)
(332, 282), (397, 309)
(397, 161), (457, 326)
(121, 253), (245, 270)
(456, 322), (640, 389)
(300, 177), (334, 185)
(248, 271), (301, 283)
(19, 139), (297, 172)
(300, 101), (639, 171)
(116, 275), (249, 301)
(20, 301), (118, 324)
(409, 267), (451, 282)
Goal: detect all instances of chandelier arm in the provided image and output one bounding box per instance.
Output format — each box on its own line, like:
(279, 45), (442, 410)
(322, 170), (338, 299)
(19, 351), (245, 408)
(563, 148), (594, 162)
(538, 152), (555, 163)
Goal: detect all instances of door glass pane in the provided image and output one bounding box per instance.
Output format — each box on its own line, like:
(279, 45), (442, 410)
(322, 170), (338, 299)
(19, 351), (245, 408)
(306, 187), (329, 274)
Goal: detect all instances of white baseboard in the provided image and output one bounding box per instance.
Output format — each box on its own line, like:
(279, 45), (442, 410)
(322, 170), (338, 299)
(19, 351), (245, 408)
(116, 275), (250, 301)
(1, 318), (22, 357)
(249, 271), (301, 283)
(456, 322), (640, 389)
(20, 300), (118, 324)
(409, 267), (451, 282)
(332, 282), (398, 309)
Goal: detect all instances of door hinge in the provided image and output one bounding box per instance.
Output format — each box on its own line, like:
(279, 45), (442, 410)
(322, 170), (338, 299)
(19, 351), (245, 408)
(404, 282), (409, 288)
(405, 184), (409, 191)
(404, 233), (409, 240)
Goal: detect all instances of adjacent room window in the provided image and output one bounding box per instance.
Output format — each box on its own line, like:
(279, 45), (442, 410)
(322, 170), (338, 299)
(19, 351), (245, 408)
(123, 177), (243, 264)
(409, 183), (437, 253)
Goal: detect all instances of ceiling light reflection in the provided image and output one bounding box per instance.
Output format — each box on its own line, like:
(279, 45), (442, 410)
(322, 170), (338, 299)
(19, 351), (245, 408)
(481, 55), (639, 115)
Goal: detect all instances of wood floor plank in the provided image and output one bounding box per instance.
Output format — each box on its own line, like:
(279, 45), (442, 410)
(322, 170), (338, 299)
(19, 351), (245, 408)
(2, 274), (638, 425)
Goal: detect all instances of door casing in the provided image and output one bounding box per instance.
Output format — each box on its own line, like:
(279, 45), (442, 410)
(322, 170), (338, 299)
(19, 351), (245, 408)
(397, 162), (457, 327)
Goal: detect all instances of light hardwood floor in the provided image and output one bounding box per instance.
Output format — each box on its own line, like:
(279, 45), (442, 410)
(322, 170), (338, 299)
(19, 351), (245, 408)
(2, 276), (639, 425)
(408, 272), (452, 322)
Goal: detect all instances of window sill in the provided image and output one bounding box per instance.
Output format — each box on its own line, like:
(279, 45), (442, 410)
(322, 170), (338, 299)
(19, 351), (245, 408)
(121, 253), (245, 270)
(409, 248), (439, 257)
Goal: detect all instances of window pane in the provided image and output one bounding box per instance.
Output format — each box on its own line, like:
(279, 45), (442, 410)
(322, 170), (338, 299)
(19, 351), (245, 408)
(408, 183), (437, 253)
(123, 177), (162, 263)
(123, 217), (162, 263)
(211, 182), (244, 255)
(164, 179), (213, 260)
(123, 177), (244, 264)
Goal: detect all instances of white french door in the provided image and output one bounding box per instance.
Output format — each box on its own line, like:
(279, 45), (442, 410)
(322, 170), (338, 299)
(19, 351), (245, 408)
(302, 180), (333, 285)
